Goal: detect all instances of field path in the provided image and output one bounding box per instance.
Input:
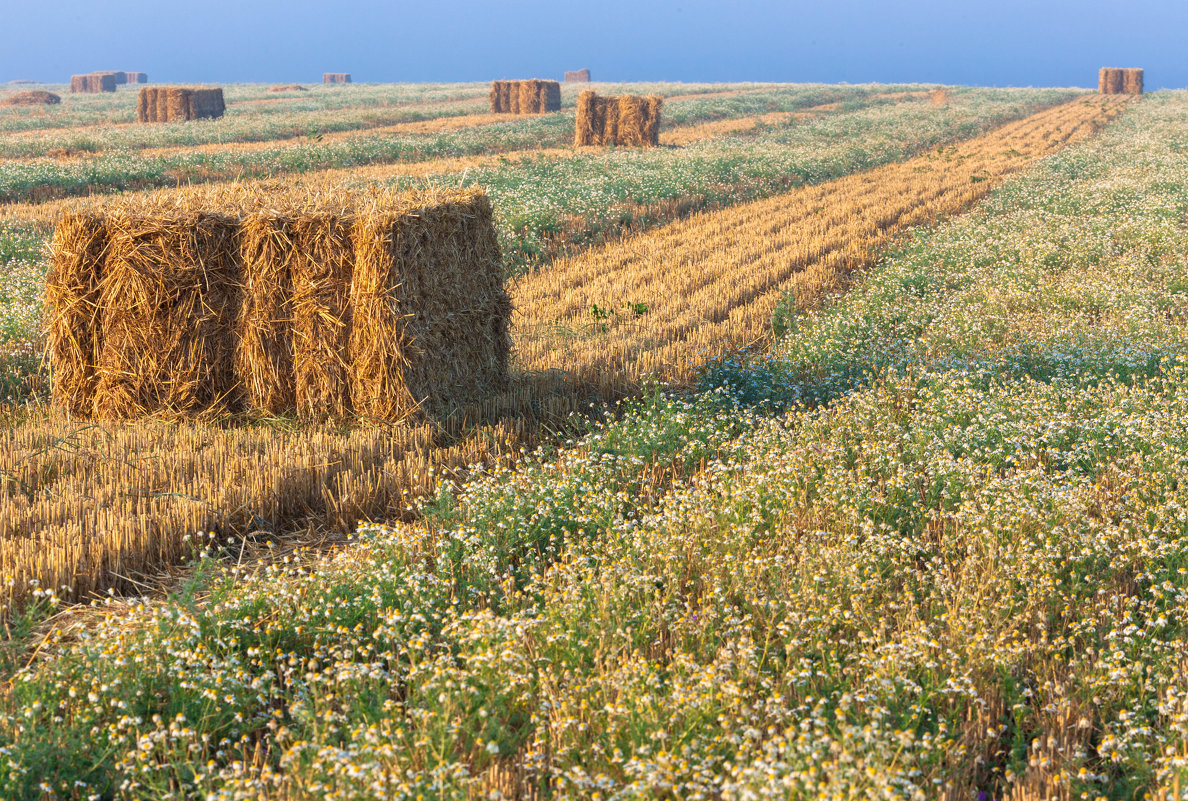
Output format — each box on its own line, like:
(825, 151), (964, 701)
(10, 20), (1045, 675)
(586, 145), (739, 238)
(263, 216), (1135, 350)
(512, 95), (1130, 396)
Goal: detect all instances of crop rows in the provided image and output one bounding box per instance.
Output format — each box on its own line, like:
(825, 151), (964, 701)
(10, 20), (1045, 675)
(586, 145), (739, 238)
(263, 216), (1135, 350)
(0, 96), (1121, 613)
(513, 96), (1129, 396)
(1, 89), (1179, 800)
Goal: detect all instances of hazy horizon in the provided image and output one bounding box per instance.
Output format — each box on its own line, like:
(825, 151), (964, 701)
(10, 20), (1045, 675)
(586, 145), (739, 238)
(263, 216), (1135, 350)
(1, 0), (1183, 90)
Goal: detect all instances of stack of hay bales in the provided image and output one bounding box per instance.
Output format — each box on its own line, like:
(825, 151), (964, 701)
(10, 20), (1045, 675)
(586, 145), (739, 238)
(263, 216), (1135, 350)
(70, 73), (116, 93)
(574, 90), (662, 147)
(323, 73), (352, 84)
(564, 69), (591, 82)
(45, 186), (510, 421)
(137, 87), (225, 122)
(126, 72), (148, 84)
(94, 71), (127, 85)
(0, 91), (61, 107)
(1099, 67), (1143, 94)
(489, 80), (562, 114)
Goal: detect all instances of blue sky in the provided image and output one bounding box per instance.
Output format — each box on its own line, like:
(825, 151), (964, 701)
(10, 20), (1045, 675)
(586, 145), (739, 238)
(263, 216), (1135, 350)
(1, 0), (1182, 89)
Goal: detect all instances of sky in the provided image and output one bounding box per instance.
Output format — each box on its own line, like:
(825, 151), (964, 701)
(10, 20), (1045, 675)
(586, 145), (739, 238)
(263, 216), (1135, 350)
(0, 0), (1183, 89)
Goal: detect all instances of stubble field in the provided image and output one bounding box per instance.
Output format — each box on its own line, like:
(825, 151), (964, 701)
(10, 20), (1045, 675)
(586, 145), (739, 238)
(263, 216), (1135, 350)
(0, 78), (1183, 799)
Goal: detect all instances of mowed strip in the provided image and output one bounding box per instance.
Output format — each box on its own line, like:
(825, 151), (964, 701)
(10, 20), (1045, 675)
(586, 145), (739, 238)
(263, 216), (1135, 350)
(512, 96), (1131, 396)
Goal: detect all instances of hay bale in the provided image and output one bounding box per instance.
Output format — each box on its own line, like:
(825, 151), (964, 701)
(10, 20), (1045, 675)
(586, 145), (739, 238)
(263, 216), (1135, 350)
(1123, 68), (1144, 94)
(46, 213), (108, 416)
(575, 90), (661, 147)
(70, 74), (116, 94)
(291, 214), (355, 418)
(268, 84), (307, 92)
(491, 80), (560, 114)
(91, 211), (241, 419)
(0, 90), (61, 107)
(323, 73), (352, 84)
(564, 69), (591, 83)
(1099, 67), (1128, 94)
(47, 187), (508, 422)
(126, 72), (147, 84)
(236, 214), (297, 414)
(137, 87), (225, 122)
(94, 71), (127, 85)
(351, 188), (509, 419)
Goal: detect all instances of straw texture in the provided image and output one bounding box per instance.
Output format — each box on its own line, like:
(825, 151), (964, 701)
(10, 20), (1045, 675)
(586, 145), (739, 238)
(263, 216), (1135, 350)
(564, 69), (591, 82)
(575, 90), (662, 147)
(490, 80), (561, 114)
(1099, 68), (1143, 95)
(46, 187), (508, 421)
(137, 87), (226, 122)
(70, 74), (116, 93)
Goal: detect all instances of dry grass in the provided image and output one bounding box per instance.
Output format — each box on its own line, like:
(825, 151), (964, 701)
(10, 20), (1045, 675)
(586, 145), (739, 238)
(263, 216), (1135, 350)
(514, 96), (1129, 397)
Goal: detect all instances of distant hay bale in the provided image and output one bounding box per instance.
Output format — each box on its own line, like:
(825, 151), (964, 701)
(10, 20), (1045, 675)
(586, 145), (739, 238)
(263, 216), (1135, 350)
(70, 73), (116, 94)
(490, 79), (561, 114)
(94, 71), (127, 85)
(125, 72), (148, 84)
(47, 187), (510, 421)
(564, 68), (591, 82)
(323, 73), (352, 84)
(0, 90), (61, 107)
(929, 88), (949, 106)
(1099, 67), (1142, 94)
(137, 87), (225, 122)
(1123, 68), (1144, 94)
(575, 90), (662, 147)
(268, 84), (307, 92)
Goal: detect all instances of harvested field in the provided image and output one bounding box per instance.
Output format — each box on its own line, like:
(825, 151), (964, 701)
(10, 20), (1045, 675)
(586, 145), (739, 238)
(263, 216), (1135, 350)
(515, 96), (1129, 396)
(0, 95), (1124, 612)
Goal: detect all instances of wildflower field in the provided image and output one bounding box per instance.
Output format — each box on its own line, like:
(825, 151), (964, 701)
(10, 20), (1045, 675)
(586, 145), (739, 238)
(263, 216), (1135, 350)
(0, 78), (1184, 798)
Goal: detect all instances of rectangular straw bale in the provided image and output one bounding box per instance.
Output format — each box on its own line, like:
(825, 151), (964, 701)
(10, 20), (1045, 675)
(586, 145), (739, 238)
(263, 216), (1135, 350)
(291, 214), (355, 418)
(564, 68), (591, 82)
(92, 212), (242, 419)
(577, 91), (659, 146)
(46, 213), (108, 416)
(95, 71), (127, 85)
(126, 72), (147, 84)
(1123, 68), (1144, 94)
(350, 188), (509, 420)
(70, 74), (116, 93)
(138, 87), (225, 122)
(491, 80), (560, 113)
(236, 214), (297, 414)
(189, 88), (225, 119)
(323, 73), (352, 84)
